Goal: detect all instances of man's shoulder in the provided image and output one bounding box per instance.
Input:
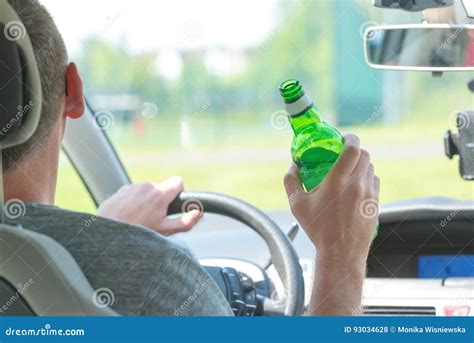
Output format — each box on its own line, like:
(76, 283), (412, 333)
(22, 202), (166, 239)
(18, 202), (188, 259)
(15, 202), (233, 316)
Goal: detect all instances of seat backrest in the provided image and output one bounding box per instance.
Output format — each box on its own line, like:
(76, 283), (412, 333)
(0, 0), (116, 316)
(0, 0), (42, 149)
(0, 224), (118, 316)
(0, 0), (118, 315)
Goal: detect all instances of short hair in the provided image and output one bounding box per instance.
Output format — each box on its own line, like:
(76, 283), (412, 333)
(3, 0), (68, 172)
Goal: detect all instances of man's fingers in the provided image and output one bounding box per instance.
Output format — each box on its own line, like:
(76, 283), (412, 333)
(329, 134), (361, 178)
(160, 210), (201, 235)
(284, 163), (304, 199)
(363, 163), (375, 195)
(365, 163), (374, 183)
(373, 176), (381, 201)
(155, 176), (184, 203)
(351, 150), (371, 178)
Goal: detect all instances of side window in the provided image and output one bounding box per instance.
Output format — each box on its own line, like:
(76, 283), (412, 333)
(55, 152), (96, 214)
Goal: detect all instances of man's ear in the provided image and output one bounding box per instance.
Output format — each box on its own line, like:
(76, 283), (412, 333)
(64, 62), (84, 119)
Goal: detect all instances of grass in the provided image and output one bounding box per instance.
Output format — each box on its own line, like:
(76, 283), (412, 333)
(55, 116), (474, 214)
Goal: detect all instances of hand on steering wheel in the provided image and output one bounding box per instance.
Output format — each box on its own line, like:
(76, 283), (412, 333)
(168, 191), (305, 316)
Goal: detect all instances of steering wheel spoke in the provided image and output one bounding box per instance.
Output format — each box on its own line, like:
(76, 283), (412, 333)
(168, 191), (305, 316)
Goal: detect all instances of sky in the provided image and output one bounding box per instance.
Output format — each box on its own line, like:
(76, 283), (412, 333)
(41, 0), (279, 54)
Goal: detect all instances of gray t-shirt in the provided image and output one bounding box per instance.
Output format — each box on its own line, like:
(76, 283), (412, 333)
(8, 203), (233, 316)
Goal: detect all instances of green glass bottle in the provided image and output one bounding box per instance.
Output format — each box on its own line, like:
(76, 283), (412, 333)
(279, 79), (344, 191)
(280, 79), (379, 239)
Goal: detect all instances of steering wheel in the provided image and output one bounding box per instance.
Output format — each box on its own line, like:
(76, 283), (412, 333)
(168, 191), (305, 316)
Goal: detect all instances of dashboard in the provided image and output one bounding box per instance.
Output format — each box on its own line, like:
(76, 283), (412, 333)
(175, 197), (474, 316)
(366, 200), (474, 278)
(177, 198), (474, 279)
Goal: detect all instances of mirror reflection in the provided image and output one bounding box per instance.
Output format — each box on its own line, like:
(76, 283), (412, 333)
(366, 26), (474, 69)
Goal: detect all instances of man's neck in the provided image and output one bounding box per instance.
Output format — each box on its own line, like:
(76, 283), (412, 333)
(4, 148), (59, 205)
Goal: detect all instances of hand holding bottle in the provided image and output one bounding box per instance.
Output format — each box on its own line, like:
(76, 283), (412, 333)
(279, 78), (379, 239)
(283, 134), (380, 315)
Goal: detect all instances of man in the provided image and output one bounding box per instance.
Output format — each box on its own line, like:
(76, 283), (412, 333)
(4, 0), (379, 316)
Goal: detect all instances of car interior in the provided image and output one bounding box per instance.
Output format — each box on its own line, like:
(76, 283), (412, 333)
(0, 0), (473, 317)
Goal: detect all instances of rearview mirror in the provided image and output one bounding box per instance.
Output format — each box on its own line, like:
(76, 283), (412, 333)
(364, 24), (474, 71)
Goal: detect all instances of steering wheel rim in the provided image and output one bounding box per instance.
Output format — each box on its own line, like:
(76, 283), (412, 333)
(168, 191), (305, 316)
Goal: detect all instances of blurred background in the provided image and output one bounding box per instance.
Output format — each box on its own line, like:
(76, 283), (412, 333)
(42, 0), (474, 213)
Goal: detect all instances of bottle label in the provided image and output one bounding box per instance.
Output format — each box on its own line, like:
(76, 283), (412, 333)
(285, 94), (313, 117)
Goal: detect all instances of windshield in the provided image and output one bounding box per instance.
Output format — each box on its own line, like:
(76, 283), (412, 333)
(43, 0), (474, 213)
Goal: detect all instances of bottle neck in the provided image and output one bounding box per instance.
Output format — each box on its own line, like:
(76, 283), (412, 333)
(288, 105), (321, 134)
(279, 79), (321, 133)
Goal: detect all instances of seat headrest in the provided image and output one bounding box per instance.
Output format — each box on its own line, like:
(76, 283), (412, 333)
(0, 0), (42, 149)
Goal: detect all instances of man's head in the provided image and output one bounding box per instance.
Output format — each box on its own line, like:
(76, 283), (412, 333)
(3, 0), (85, 204)
(4, 0), (84, 173)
